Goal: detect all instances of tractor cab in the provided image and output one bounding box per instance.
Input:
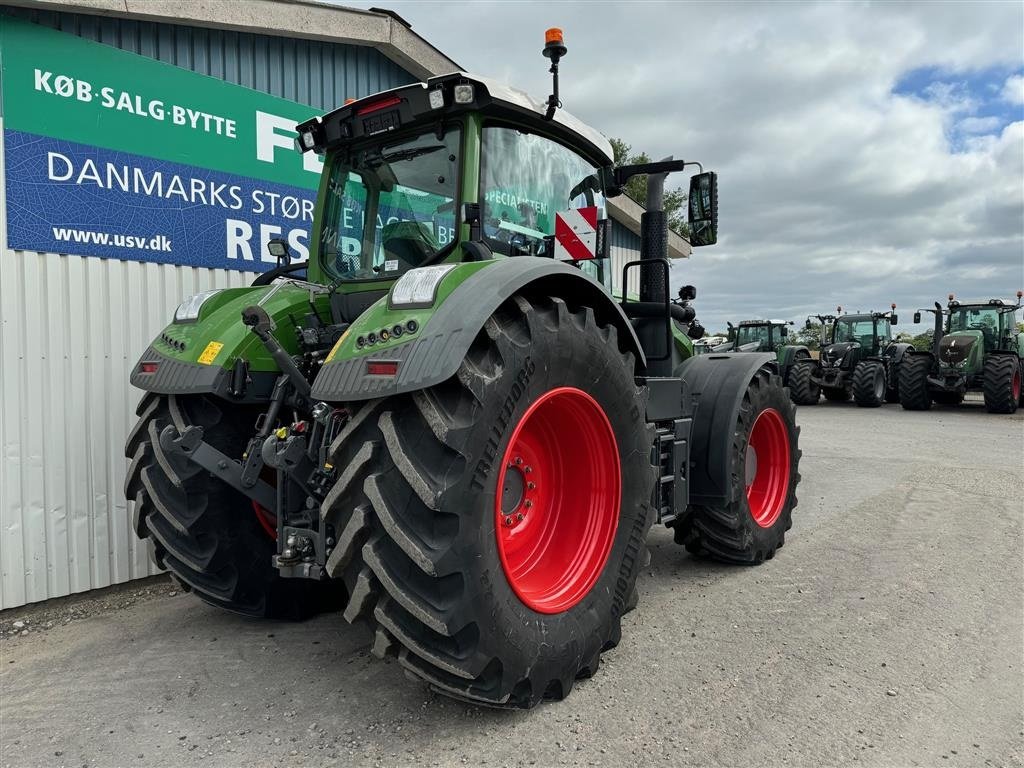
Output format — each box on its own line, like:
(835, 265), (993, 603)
(819, 305), (897, 370)
(728, 320), (792, 353)
(294, 65), (715, 335)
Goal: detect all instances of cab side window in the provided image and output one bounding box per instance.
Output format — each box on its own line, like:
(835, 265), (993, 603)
(480, 126), (605, 259)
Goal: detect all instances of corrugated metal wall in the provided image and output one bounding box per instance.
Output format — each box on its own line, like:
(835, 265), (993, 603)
(610, 221), (643, 297)
(0, 9), (416, 609)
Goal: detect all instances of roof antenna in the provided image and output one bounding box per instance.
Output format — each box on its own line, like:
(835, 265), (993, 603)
(543, 28), (567, 120)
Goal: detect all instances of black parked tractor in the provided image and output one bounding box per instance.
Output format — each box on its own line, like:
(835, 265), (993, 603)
(788, 305), (910, 407)
(719, 319), (811, 387)
(900, 292), (1023, 413)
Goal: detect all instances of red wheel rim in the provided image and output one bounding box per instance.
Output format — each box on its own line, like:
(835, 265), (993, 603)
(1013, 371), (1021, 401)
(745, 408), (791, 529)
(252, 501), (277, 540)
(494, 387), (620, 614)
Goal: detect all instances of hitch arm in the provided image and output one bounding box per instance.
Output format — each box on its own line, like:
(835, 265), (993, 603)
(241, 305), (312, 399)
(158, 424), (277, 510)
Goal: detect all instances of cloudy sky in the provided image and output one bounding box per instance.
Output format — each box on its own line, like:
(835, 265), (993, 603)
(356, 0), (1023, 334)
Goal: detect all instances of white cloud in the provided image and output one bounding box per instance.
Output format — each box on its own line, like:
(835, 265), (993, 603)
(350, 0), (1024, 331)
(1002, 74), (1024, 105)
(958, 115), (1002, 134)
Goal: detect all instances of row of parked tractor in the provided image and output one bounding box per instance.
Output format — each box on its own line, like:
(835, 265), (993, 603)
(693, 292), (1024, 414)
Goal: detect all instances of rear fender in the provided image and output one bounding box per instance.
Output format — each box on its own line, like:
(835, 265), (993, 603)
(130, 282), (329, 401)
(675, 352), (778, 505)
(311, 258), (645, 402)
(778, 345), (811, 372)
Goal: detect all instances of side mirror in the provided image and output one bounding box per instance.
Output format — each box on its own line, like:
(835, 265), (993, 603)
(780, 325), (788, 337)
(890, 314), (898, 325)
(267, 238), (291, 267)
(678, 284), (697, 301)
(687, 171), (718, 247)
(913, 311), (921, 324)
(805, 319), (812, 329)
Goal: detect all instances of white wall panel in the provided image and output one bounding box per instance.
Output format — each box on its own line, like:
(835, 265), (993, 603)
(0, 117), (258, 608)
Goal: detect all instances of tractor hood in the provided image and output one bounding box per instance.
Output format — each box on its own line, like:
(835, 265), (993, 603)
(938, 330), (983, 370)
(821, 341), (859, 367)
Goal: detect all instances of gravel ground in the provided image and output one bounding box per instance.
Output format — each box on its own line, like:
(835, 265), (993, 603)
(1, 402), (1022, 768)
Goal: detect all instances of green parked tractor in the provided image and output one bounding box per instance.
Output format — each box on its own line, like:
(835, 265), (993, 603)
(124, 31), (801, 708)
(719, 319), (811, 388)
(900, 292), (1023, 413)
(788, 305), (910, 407)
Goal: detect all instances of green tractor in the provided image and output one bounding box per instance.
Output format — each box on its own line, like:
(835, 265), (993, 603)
(900, 292), (1023, 413)
(720, 319), (811, 387)
(788, 305), (909, 407)
(124, 31), (801, 708)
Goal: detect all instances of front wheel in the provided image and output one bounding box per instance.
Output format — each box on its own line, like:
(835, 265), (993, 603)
(899, 354), (933, 411)
(852, 360), (885, 407)
(787, 360), (820, 405)
(320, 295), (656, 708)
(983, 355), (1021, 414)
(683, 366), (800, 564)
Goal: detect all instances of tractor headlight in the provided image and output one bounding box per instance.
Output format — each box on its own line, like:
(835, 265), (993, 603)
(174, 289), (222, 323)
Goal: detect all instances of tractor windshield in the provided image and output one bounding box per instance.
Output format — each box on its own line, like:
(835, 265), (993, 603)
(319, 127), (461, 281)
(735, 325), (771, 350)
(949, 306), (1000, 350)
(834, 319), (874, 344)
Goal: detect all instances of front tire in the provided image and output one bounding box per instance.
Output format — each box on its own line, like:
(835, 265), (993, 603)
(124, 394), (342, 618)
(681, 366), (800, 564)
(788, 360), (820, 405)
(320, 295), (656, 708)
(983, 355), (1021, 414)
(852, 360), (885, 407)
(899, 354), (933, 411)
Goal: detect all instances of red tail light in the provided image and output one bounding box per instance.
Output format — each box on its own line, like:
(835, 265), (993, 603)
(366, 360), (399, 377)
(139, 362), (159, 374)
(356, 96), (402, 116)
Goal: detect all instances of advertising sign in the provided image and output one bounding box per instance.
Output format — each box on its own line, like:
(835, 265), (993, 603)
(0, 15), (325, 270)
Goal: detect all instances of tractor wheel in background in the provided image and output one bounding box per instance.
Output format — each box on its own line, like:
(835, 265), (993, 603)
(124, 394), (344, 619)
(932, 391), (964, 406)
(681, 365), (800, 564)
(787, 360), (820, 405)
(982, 355), (1020, 414)
(884, 364), (900, 403)
(320, 295), (656, 708)
(823, 386), (849, 402)
(899, 354), (933, 411)
(852, 360), (885, 407)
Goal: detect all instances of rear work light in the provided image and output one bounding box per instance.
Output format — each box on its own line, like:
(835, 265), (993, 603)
(139, 362), (159, 374)
(366, 360), (399, 377)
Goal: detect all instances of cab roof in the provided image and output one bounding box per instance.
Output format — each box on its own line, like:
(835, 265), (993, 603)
(298, 71), (614, 167)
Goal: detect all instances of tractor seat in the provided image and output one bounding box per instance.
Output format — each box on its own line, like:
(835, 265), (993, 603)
(381, 220), (438, 272)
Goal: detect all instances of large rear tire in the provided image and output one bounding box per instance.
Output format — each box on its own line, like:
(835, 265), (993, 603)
(320, 295), (656, 708)
(681, 366), (800, 564)
(852, 360), (885, 407)
(983, 355), (1021, 414)
(899, 354), (933, 411)
(787, 360), (820, 405)
(124, 394), (343, 618)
